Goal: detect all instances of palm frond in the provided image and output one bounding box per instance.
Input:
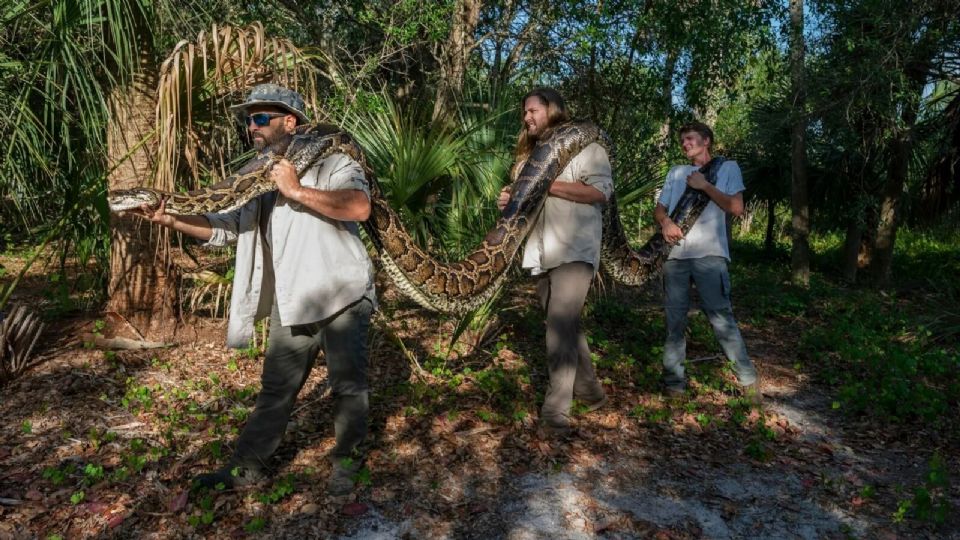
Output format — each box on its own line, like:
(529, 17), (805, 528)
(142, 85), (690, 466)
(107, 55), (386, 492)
(155, 23), (316, 192)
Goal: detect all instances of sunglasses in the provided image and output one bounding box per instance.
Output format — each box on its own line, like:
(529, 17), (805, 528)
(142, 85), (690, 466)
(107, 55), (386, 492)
(246, 112), (287, 127)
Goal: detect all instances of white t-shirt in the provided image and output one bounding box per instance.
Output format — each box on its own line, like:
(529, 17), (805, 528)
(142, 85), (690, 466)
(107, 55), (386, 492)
(657, 160), (744, 261)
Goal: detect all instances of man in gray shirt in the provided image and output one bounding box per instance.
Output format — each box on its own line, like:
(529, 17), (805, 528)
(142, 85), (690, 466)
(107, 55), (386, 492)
(134, 84), (375, 495)
(655, 121), (759, 401)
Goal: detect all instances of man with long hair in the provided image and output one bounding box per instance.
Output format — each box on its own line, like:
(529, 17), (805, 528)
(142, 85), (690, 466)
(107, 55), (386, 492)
(498, 88), (610, 437)
(655, 121), (759, 401)
(134, 84), (376, 495)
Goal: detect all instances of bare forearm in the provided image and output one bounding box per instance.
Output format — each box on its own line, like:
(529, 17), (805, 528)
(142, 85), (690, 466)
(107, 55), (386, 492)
(287, 187), (371, 221)
(654, 203), (671, 226)
(548, 181), (606, 204)
(168, 215), (213, 241)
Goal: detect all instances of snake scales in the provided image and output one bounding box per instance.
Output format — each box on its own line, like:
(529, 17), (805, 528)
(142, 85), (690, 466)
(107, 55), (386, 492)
(108, 122), (724, 314)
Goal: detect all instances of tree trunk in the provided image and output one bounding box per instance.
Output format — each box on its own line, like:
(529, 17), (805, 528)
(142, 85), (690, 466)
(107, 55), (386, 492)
(870, 83), (922, 287)
(841, 220), (861, 283)
(657, 50), (678, 153)
(106, 32), (178, 339)
(764, 198), (776, 255)
(789, 0), (810, 285)
(433, 0), (482, 124)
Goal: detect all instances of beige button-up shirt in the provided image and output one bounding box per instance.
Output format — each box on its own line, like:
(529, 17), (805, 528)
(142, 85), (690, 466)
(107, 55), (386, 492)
(204, 153), (376, 348)
(521, 142), (614, 275)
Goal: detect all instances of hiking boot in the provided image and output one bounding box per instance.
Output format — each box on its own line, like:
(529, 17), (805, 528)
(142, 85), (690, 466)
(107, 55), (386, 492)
(536, 419), (575, 439)
(328, 458), (362, 497)
(662, 386), (686, 400)
(193, 464), (267, 490)
(740, 382), (762, 407)
(580, 394), (609, 413)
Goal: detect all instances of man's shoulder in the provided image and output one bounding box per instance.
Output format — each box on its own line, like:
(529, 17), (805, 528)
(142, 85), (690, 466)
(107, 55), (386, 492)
(718, 158), (740, 170)
(575, 141), (610, 160)
(667, 163), (696, 180)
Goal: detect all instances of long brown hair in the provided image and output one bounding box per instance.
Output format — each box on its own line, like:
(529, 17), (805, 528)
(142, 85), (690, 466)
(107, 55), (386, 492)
(512, 87), (570, 179)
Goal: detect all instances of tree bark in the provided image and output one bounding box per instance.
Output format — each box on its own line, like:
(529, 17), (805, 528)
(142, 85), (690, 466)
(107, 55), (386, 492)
(764, 197), (776, 255)
(870, 102), (919, 287)
(433, 0), (482, 124)
(841, 220), (861, 283)
(105, 27), (178, 339)
(657, 50), (678, 153)
(789, 0), (810, 285)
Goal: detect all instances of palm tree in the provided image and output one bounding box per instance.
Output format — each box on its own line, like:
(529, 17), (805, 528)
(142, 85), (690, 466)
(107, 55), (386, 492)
(107, 22), (315, 336)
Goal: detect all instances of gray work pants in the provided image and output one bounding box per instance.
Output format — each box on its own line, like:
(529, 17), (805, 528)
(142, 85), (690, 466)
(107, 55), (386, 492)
(662, 256), (757, 391)
(231, 297), (373, 470)
(536, 262), (605, 427)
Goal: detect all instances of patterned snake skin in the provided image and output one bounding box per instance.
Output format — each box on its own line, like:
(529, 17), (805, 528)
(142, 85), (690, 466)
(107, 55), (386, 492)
(108, 122), (724, 314)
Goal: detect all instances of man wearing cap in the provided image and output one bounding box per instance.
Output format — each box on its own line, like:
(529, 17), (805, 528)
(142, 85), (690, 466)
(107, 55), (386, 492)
(136, 84), (376, 495)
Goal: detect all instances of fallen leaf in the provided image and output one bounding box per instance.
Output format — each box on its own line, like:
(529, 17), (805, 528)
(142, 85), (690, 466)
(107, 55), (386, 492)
(81, 502), (109, 514)
(168, 490), (188, 513)
(342, 502), (369, 517)
(107, 513), (125, 529)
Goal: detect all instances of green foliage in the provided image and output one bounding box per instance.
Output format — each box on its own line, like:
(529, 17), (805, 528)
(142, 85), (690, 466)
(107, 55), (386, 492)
(345, 88), (512, 257)
(894, 452), (952, 525)
(244, 517), (267, 533)
(256, 474), (295, 504)
(801, 292), (958, 422)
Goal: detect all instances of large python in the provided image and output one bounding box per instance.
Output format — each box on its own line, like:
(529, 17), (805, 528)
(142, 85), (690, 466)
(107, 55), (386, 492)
(108, 122), (725, 314)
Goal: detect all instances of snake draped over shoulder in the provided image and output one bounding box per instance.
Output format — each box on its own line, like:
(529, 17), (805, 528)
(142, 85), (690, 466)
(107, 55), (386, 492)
(108, 122), (725, 315)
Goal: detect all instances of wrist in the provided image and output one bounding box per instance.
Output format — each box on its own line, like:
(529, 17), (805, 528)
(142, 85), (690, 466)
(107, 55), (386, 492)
(287, 185), (306, 204)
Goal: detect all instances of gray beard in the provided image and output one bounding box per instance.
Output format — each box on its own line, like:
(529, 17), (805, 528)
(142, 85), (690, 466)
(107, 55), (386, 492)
(254, 132), (293, 154)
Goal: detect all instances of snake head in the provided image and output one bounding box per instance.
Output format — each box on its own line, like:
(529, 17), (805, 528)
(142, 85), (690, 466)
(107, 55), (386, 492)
(107, 188), (162, 213)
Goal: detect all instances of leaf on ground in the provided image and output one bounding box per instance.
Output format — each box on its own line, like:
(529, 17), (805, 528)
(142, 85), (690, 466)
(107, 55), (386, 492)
(168, 490), (189, 513)
(342, 502), (369, 517)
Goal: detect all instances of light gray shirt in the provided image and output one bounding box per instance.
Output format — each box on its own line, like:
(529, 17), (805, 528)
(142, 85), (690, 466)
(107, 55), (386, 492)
(657, 160), (745, 261)
(204, 153), (376, 348)
(521, 143), (614, 275)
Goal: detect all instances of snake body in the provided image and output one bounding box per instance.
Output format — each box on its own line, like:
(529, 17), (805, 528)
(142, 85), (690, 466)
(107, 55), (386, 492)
(108, 122), (723, 314)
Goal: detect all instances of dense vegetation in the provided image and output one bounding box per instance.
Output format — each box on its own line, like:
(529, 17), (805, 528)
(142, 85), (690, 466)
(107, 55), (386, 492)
(0, 0), (957, 536)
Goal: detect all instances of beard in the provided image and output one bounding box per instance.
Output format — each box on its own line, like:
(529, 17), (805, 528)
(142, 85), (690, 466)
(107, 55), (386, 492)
(253, 130), (293, 153)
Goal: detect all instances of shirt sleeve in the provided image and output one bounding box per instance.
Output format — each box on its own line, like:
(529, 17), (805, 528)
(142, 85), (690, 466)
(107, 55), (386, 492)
(576, 143), (613, 201)
(719, 161), (745, 195)
(657, 167), (680, 208)
(202, 204), (246, 247)
(305, 153), (370, 199)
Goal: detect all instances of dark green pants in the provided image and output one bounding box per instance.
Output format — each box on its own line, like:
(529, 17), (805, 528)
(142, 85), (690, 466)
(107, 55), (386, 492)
(231, 297), (373, 470)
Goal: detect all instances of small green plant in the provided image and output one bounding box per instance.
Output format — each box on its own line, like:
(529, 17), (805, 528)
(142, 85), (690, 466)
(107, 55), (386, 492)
(20, 420), (32, 434)
(82, 463), (104, 485)
(894, 452), (952, 525)
(354, 466), (372, 487)
(629, 404), (671, 423)
(42, 465), (71, 486)
(244, 517), (267, 533)
(256, 474), (295, 504)
(70, 490), (85, 505)
(188, 494), (216, 526)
